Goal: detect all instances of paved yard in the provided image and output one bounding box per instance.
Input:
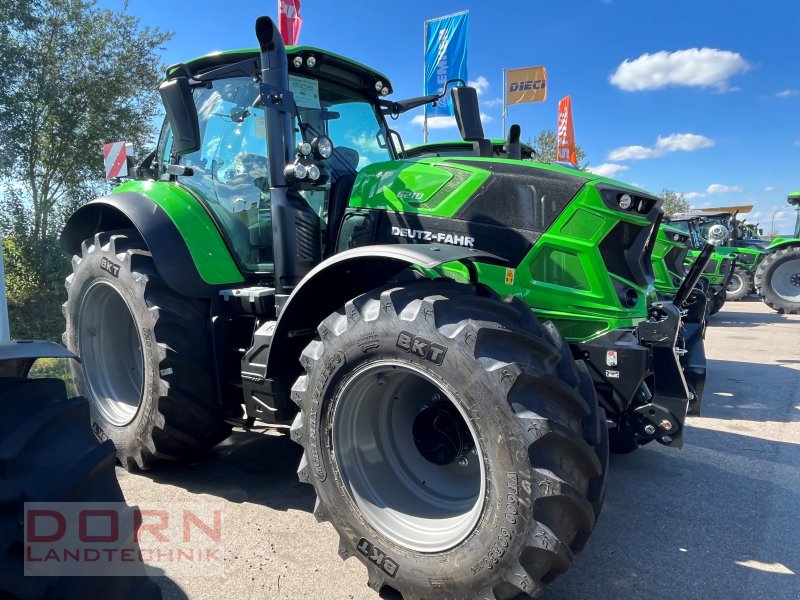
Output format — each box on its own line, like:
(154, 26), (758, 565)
(119, 299), (800, 600)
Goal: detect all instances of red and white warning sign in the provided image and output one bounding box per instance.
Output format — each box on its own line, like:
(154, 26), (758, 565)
(103, 141), (128, 179)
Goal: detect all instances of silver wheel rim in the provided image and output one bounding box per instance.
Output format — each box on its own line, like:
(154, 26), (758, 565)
(727, 273), (743, 295)
(78, 281), (144, 426)
(770, 260), (800, 302)
(332, 362), (486, 553)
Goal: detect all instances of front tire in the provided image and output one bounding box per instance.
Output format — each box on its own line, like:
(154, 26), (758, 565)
(63, 230), (232, 470)
(725, 267), (753, 301)
(290, 280), (608, 599)
(754, 246), (800, 314)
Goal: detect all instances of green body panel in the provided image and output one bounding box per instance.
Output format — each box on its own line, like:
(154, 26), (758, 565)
(765, 237), (800, 250)
(349, 158), (656, 342)
(684, 249), (735, 286)
(113, 181), (244, 285)
(652, 224), (687, 295)
(350, 160), (491, 215)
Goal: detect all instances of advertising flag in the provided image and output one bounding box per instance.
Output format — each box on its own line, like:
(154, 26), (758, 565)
(557, 96), (577, 165)
(506, 66), (547, 105)
(424, 11), (469, 118)
(279, 0), (302, 45)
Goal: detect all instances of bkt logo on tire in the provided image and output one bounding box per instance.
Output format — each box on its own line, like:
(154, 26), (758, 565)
(396, 331), (447, 365)
(357, 538), (398, 578)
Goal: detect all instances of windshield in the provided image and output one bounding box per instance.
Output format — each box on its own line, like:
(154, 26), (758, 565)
(291, 75), (393, 171)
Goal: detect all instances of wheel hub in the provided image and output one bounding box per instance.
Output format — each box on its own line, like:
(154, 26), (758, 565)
(78, 281), (144, 426)
(332, 362), (485, 553)
(412, 402), (475, 466)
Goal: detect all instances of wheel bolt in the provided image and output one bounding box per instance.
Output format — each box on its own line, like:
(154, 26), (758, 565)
(431, 393), (441, 402)
(644, 424), (656, 435)
(457, 457), (469, 467)
(660, 420), (673, 431)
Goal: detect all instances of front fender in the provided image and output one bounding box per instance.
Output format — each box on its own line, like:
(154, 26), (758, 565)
(60, 182), (244, 298)
(264, 244), (503, 377)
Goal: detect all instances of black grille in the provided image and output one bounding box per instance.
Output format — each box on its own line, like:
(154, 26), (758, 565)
(666, 247), (688, 276)
(737, 252), (756, 265)
(599, 221), (655, 286)
(703, 258), (719, 274)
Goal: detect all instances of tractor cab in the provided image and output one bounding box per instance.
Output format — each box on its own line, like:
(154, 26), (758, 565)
(153, 46), (397, 277)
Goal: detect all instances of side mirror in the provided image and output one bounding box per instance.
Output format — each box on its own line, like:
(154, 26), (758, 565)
(706, 224), (729, 246)
(506, 124), (521, 160)
(451, 86), (484, 142)
(159, 77), (200, 156)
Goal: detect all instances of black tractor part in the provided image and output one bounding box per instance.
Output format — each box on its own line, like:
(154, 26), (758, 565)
(290, 280), (608, 600)
(63, 230), (233, 470)
(0, 377), (161, 599)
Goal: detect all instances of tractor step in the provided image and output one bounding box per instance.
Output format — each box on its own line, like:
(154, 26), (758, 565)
(219, 286), (276, 315)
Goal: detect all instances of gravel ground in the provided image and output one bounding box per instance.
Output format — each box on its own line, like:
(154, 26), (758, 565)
(118, 298), (800, 600)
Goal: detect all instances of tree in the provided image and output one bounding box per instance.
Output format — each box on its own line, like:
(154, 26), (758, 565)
(0, 0), (172, 339)
(659, 189), (690, 216)
(528, 130), (588, 168)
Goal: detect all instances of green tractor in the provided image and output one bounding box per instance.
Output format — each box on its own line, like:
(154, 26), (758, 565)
(669, 207), (761, 302)
(671, 202), (800, 312)
(60, 17), (709, 599)
(652, 223), (735, 316)
(754, 191), (800, 313)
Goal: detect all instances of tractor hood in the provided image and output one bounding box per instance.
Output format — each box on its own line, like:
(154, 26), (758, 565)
(349, 157), (601, 220)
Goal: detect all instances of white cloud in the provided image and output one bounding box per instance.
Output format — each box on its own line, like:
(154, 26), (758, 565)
(776, 89), (799, 98)
(706, 183), (743, 194)
(764, 186), (777, 192)
(411, 113), (493, 130)
(482, 97), (504, 108)
(608, 133), (714, 161)
(683, 192), (706, 200)
(587, 163), (629, 178)
(468, 76), (490, 96)
(609, 48), (749, 92)
(608, 145), (656, 160)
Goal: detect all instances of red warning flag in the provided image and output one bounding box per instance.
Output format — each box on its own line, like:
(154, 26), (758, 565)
(279, 0), (302, 45)
(556, 96), (577, 165)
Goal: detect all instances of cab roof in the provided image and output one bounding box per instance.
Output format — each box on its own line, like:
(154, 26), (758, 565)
(168, 46), (393, 96)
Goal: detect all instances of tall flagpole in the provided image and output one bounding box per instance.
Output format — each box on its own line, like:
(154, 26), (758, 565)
(501, 68), (507, 139)
(423, 19), (428, 143)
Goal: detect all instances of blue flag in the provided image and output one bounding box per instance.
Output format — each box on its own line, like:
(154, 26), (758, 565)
(424, 11), (469, 118)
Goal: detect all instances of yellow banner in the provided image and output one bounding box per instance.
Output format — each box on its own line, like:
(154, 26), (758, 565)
(506, 66), (547, 105)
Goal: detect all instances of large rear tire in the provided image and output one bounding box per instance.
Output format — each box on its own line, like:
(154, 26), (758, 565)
(725, 267), (753, 301)
(754, 246), (800, 314)
(63, 230), (232, 470)
(0, 377), (161, 599)
(290, 280), (608, 599)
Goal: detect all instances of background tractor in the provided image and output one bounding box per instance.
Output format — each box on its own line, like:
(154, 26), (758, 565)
(753, 191), (800, 313)
(60, 16), (712, 599)
(669, 207), (760, 302)
(671, 201), (800, 313)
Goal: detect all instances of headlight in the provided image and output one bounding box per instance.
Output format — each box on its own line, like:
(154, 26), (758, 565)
(312, 136), (334, 159)
(292, 56), (303, 68)
(307, 164), (321, 181)
(618, 194), (633, 210)
(284, 162), (307, 180)
(298, 141), (312, 156)
(306, 55), (316, 68)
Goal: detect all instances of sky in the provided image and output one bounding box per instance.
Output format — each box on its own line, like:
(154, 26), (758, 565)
(98, 0), (800, 234)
